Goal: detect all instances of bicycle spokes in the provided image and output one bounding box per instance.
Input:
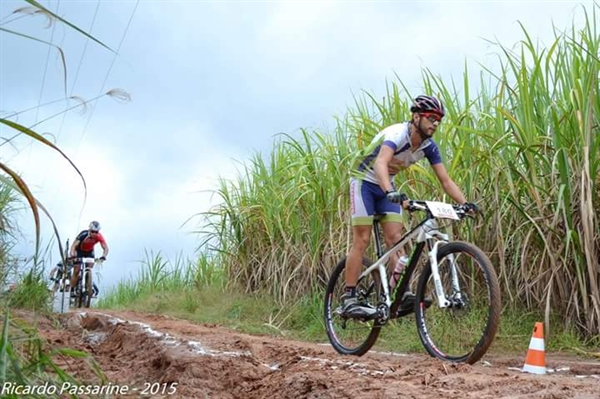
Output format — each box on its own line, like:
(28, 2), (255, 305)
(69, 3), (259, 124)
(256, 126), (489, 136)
(324, 257), (384, 355)
(415, 242), (501, 363)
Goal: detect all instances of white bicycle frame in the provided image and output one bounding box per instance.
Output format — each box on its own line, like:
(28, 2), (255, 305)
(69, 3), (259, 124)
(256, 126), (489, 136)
(74, 257), (102, 295)
(357, 201), (462, 310)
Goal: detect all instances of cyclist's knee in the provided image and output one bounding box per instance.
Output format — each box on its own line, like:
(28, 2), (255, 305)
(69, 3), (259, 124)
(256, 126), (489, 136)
(383, 224), (403, 246)
(350, 237), (370, 253)
(384, 235), (402, 248)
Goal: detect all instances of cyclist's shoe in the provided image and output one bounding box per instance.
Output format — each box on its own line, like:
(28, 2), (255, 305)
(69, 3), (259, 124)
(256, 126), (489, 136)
(337, 293), (377, 319)
(396, 291), (433, 315)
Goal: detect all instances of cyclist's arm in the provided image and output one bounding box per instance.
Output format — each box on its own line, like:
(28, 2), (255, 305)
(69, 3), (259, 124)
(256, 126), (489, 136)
(49, 267), (57, 279)
(373, 145), (395, 193)
(431, 163), (467, 204)
(69, 239), (79, 257)
(99, 239), (109, 258)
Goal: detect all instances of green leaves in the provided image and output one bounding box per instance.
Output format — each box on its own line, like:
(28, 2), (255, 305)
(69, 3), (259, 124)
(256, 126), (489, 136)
(197, 4), (600, 336)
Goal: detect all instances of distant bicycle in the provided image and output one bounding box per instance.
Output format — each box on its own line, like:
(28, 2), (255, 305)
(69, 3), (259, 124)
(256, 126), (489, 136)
(324, 199), (501, 364)
(50, 261), (73, 294)
(68, 257), (104, 308)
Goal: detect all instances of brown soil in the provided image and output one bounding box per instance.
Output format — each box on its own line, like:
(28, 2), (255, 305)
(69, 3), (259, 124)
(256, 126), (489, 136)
(23, 309), (600, 399)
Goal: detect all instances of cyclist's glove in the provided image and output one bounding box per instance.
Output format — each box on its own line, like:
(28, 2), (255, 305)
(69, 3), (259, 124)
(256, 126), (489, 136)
(463, 202), (479, 213)
(99, 256), (106, 261)
(385, 190), (408, 204)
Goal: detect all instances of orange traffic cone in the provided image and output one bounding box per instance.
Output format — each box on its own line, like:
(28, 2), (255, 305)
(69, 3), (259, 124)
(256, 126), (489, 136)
(522, 322), (546, 374)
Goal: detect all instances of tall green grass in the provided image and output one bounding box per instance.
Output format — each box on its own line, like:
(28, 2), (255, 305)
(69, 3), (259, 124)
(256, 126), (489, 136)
(97, 250), (225, 309)
(200, 5), (599, 337)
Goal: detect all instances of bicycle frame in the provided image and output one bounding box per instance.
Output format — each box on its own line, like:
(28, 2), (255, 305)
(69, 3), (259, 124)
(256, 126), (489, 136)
(71, 257), (99, 307)
(358, 203), (462, 317)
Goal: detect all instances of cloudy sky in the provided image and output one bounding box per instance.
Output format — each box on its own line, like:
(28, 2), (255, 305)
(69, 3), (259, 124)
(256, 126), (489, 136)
(0, 0), (591, 293)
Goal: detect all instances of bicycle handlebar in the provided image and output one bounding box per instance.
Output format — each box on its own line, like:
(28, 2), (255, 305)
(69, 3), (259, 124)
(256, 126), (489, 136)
(67, 257), (105, 264)
(405, 199), (474, 218)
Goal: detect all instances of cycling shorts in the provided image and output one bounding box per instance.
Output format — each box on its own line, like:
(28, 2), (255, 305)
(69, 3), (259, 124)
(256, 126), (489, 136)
(74, 250), (94, 267)
(350, 178), (402, 226)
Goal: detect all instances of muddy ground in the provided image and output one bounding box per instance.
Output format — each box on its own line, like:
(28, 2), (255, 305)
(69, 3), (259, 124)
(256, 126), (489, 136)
(22, 309), (600, 398)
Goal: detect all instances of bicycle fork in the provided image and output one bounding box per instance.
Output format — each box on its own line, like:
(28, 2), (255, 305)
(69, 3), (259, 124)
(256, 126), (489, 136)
(427, 238), (461, 308)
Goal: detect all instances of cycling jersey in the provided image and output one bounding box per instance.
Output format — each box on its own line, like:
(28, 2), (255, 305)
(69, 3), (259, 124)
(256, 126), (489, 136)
(75, 230), (106, 252)
(352, 122), (442, 184)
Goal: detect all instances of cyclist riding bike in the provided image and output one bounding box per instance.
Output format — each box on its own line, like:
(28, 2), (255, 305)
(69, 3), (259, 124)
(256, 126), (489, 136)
(343, 95), (478, 317)
(69, 220), (108, 297)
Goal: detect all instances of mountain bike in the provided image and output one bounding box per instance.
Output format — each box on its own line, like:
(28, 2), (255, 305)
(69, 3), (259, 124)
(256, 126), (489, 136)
(324, 199), (501, 364)
(50, 239), (73, 312)
(68, 257), (103, 308)
(51, 264), (73, 293)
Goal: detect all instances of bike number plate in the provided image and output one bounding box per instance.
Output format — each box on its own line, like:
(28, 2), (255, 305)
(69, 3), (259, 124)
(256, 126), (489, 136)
(426, 201), (459, 220)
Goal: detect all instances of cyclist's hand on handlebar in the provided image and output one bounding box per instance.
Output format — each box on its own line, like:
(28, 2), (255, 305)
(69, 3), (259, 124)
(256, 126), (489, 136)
(462, 202), (480, 214)
(385, 190), (409, 205)
(99, 256), (106, 262)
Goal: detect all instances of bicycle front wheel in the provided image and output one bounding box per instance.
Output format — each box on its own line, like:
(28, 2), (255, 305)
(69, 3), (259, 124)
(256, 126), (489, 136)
(415, 241), (501, 364)
(324, 256), (383, 356)
(84, 271), (92, 308)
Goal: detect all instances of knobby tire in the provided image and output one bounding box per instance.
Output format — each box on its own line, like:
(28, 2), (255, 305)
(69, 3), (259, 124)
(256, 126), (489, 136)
(414, 241), (501, 364)
(324, 256), (382, 356)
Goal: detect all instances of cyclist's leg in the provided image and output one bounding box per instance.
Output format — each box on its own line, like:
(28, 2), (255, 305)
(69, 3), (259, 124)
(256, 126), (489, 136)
(347, 178), (376, 288)
(373, 185), (407, 293)
(382, 220), (407, 292)
(346, 226), (372, 286)
(376, 184), (404, 271)
(381, 220), (405, 272)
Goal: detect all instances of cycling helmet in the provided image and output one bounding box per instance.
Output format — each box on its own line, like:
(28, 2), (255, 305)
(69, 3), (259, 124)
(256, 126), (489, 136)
(89, 220), (101, 231)
(410, 95), (445, 117)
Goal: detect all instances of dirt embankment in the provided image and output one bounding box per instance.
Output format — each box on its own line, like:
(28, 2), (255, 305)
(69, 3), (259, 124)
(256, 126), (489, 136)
(21, 310), (600, 398)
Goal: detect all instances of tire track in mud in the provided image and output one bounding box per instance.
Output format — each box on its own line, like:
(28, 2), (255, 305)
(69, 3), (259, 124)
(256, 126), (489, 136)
(36, 310), (600, 398)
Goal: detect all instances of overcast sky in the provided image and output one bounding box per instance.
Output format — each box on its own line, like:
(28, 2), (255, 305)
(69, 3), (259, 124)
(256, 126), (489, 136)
(0, 0), (591, 294)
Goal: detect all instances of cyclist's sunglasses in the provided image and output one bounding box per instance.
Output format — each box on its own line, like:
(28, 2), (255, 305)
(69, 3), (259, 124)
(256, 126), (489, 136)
(420, 112), (443, 123)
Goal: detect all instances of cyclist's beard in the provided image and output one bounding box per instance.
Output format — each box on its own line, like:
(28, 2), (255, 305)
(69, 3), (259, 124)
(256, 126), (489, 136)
(417, 119), (433, 141)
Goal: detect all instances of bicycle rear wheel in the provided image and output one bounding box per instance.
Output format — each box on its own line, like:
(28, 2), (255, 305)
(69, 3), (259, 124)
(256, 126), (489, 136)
(415, 241), (501, 364)
(324, 256), (383, 356)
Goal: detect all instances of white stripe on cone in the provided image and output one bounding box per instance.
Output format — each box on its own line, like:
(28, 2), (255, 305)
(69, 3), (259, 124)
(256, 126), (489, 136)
(523, 364), (546, 374)
(528, 337), (545, 351)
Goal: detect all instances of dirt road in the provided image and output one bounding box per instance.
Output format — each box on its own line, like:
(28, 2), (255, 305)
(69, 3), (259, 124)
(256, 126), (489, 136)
(29, 310), (600, 398)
